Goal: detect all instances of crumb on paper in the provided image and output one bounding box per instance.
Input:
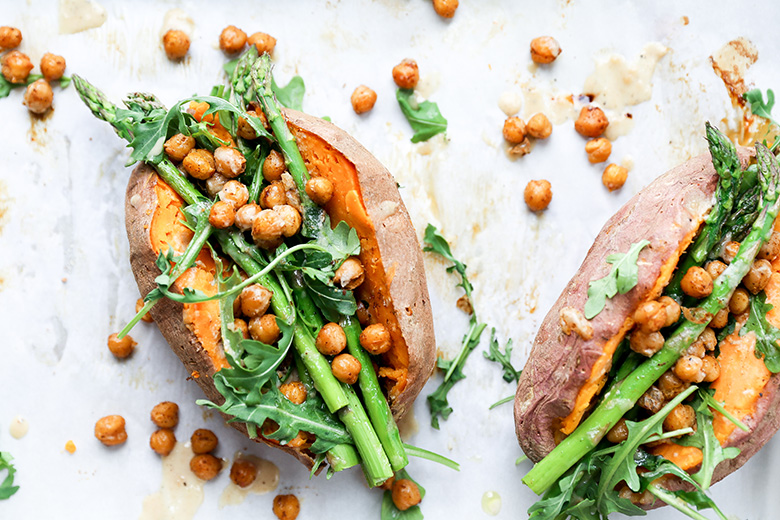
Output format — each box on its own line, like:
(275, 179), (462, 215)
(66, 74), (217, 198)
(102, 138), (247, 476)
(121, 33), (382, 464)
(65, 440), (77, 454)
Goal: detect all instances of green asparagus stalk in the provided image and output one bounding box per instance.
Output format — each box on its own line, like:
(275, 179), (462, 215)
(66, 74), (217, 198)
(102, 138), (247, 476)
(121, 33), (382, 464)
(339, 384), (393, 486)
(523, 143), (780, 494)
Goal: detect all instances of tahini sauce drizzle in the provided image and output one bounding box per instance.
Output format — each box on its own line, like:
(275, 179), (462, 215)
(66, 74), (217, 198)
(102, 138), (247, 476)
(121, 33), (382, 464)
(139, 442), (204, 520)
(59, 0), (107, 34)
(9, 416), (29, 439)
(160, 9), (195, 40)
(219, 454), (279, 508)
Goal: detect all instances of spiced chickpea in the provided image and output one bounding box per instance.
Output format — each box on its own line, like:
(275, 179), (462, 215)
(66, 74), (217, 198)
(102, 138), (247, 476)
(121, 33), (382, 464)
(633, 301), (666, 333)
(658, 370), (688, 400)
(351, 85), (377, 114)
(151, 401), (179, 428)
(602, 164), (627, 192)
(359, 323), (392, 355)
(279, 381), (307, 405)
(220, 25), (247, 54)
(219, 180), (249, 209)
(252, 209), (285, 248)
(0, 26), (22, 50)
(261, 181), (287, 209)
(233, 318), (250, 339)
(380, 475), (395, 491)
(108, 332), (136, 359)
(214, 146), (247, 179)
(230, 458), (258, 488)
(702, 355), (721, 382)
(699, 328), (717, 351)
(136, 298), (154, 322)
(575, 106), (608, 138)
(263, 150), (287, 182)
(638, 386), (665, 414)
(559, 306), (594, 340)
(40, 53), (66, 82)
(530, 36), (561, 64)
(237, 111), (259, 140)
(23, 79), (53, 115)
(502, 116), (526, 144)
(432, 0), (458, 18)
(606, 418), (629, 444)
(392, 59), (419, 90)
(249, 314), (281, 344)
(94, 415), (128, 446)
(705, 260), (727, 280)
(190, 454), (222, 481)
(205, 173), (228, 198)
(680, 266), (713, 298)
(248, 32), (276, 55)
(209, 200), (236, 229)
(618, 487), (655, 506)
(164, 133), (196, 162)
(663, 404), (696, 433)
(331, 354), (361, 384)
(240, 284), (273, 318)
(759, 230), (780, 261)
(685, 341), (705, 359)
(392, 479), (422, 511)
(722, 241), (740, 264)
(356, 301), (370, 326)
(235, 203), (262, 232)
(524, 180), (552, 212)
(585, 137), (612, 164)
(183, 149), (216, 180)
(333, 257), (365, 290)
(150, 429), (176, 456)
(743, 259), (772, 294)
(2, 51), (33, 83)
(275, 205), (302, 237)
(273, 494), (300, 520)
(315, 322), (347, 356)
(630, 329), (664, 357)
(526, 113), (552, 139)
(191, 428), (218, 454)
(729, 287), (750, 315)
(163, 30), (190, 60)
(710, 308), (729, 329)
(673, 355), (705, 384)
(305, 177), (334, 205)
(658, 296), (681, 327)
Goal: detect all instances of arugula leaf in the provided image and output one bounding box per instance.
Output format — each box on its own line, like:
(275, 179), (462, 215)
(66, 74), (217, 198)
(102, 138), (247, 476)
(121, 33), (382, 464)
(272, 75), (305, 111)
(483, 328), (521, 383)
(0, 452), (19, 500)
(302, 276), (357, 322)
(396, 89), (447, 143)
(744, 88), (777, 125)
(584, 240), (650, 319)
(0, 74), (71, 99)
(381, 469), (426, 520)
(314, 219), (361, 264)
(423, 224), (472, 296)
(740, 292), (780, 372)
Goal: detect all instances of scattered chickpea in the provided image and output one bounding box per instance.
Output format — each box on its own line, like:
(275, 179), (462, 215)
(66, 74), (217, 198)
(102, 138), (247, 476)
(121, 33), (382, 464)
(709, 308), (729, 329)
(701, 355), (721, 383)
(759, 230), (780, 261)
(230, 458), (258, 488)
(0, 26), (22, 50)
(40, 53), (66, 82)
(305, 177), (334, 206)
(351, 85), (377, 114)
(205, 173), (229, 198)
(219, 180), (249, 209)
(233, 318), (250, 339)
(249, 314), (281, 344)
(209, 200), (236, 229)
(432, 0), (458, 18)
(162, 29), (190, 60)
(261, 181), (288, 209)
(705, 260), (727, 281)
(680, 266), (713, 299)
(502, 116), (526, 144)
(530, 36), (562, 64)
(585, 137), (612, 163)
(743, 259), (772, 294)
(150, 429), (176, 456)
(629, 329), (664, 357)
(252, 209), (285, 248)
(248, 32), (276, 55)
(136, 298), (154, 322)
(65, 440), (77, 454)
(191, 428), (218, 454)
(602, 164), (627, 192)
(633, 301), (666, 333)
(240, 284), (273, 318)
(273, 494), (300, 520)
(219, 25), (247, 54)
(23, 79), (53, 115)
(658, 370), (688, 400)
(663, 404), (696, 433)
(673, 355), (705, 384)
(359, 323), (392, 355)
(279, 381), (307, 405)
(392, 479), (422, 511)
(151, 401), (179, 429)
(333, 257), (366, 290)
(183, 149), (216, 180)
(526, 113), (552, 139)
(524, 179), (552, 212)
(1, 50), (33, 83)
(606, 418), (629, 444)
(214, 146), (246, 178)
(658, 296), (681, 328)
(315, 322), (347, 356)
(638, 386), (665, 414)
(235, 203), (262, 232)
(559, 306), (593, 340)
(721, 241), (740, 264)
(94, 415), (128, 446)
(190, 454), (222, 481)
(107, 332), (136, 359)
(331, 353), (361, 384)
(574, 106), (608, 138)
(729, 287), (750, 315)
(263, 150), (287, 182)
(392, 59), (419, 90)
(164, 133), (195, 163)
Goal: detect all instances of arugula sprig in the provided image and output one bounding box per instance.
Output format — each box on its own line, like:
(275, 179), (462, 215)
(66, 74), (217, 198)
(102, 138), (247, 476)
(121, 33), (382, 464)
(380, 469), (426, 520)
(483, 328), (521, 383)
(396, 89), (448, 143)
(584, 240), (650, 319)
(0, 73), (71, 99)
(0, 452), (18, 500)
(741, 292), (780, 372)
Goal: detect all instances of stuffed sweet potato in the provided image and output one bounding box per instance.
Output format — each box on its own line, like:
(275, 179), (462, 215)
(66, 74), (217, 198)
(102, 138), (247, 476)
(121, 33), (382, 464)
(515, 125), (780, 517)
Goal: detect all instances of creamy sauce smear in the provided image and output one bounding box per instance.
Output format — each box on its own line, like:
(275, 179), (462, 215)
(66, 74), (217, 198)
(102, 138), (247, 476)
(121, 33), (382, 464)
(9, 416), (29, 439)
(160, 9), (195, 39)
(139, 442), (204, 520)
(59, 0), (107, 34)
(219, 455), (279, 508)
(481, 491), (502, 516)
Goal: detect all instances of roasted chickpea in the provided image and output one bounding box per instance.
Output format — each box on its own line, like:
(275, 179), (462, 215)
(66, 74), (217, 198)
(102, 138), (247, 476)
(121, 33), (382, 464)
(1, 51), (33, 83)
(151, 401), (179, 429)
(276, 205), (302, 237)
(240, 284), (273, 318)
(150, 429), (176, 456)
(502, 116), (526, 144)
(235, 203), (262, 232)
(559, 306), (594, 340)
(359, 323), (392, 355)
(680, 266), (713, 298)
(392, 479), (422, 511)
(260, 181), (287, 209)
(529, 36), (561, 64)
(673, 355), (705, 383)
(333, 257), (365, 290)
(0, 26), (22, 50)
(205, 173), (229, 198)
(273, 494), (300, 520)
(575, 106), (609, 138)
(209, 200), (236, 229)
(618, 486), (655, 506)
(722, 241), (740, 264)
(526, 113), (552, 139)
(606, 418), (629, 444)
(279, 381), (307, 405)
(524, 179), (552, 212)
(633, 301), (666, 333)
(685, 341), (705, 359)
(698, 327), (717, 351)
(252, 209), (285, 248)
(214, 146), (246, 179)
(729, 287), (750, 315)
(183, 149), (216, 180)
(190, 454), (222, 481)
(40, 53), (66, 82)
(315, 322), (347, 356)
(392, 59), (419, 90)
(380, 475), (396, 491)
(705, 260), (727, 280)
(233, 318), (250, 339)
(249, 314), (280, 344)
(629, 329), (664, 357)
(602, 163), (627, 192)
(351, 85), (378, 114)
(743, 259), (772, 294)
(248, 32), (276, 55)
(759, 231), (780, 261)
(95, 415), (128, 446)
(107, 332), (136, 359)
(663, 404), (696, 433)
(658, 370), (688, 400)
(710, 308), (729, 329)
(432, 0), (458, 18)
(356, 300), (371, 326)
(136, 298), (154, 322)
(263, 150), (287, 182)
(220, 25), (247, 54)
(164, 133), (196, 162)
(702, 355), (721, 382)
(638, 386), (665, 414)
(305, 177), (334, 206)
(163, 29), (190, 60)
(230, 458), (258, 488)
(658, 296), (681, 327)
(331, 353), (361, 384)
(23, 79), (53, 115)
(219, 180), (249, 209)
(585, 137), (612, 163)
(191, 428), (218, 454)
(237, 111), (259, 140)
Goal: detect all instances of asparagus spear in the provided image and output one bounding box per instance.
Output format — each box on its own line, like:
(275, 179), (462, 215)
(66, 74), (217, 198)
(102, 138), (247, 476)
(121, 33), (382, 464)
(523, 142), (780, 494)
